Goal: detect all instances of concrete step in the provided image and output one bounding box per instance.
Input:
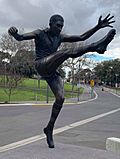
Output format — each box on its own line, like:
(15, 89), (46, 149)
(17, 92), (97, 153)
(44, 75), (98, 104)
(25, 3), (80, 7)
(106, 137), (120, 154)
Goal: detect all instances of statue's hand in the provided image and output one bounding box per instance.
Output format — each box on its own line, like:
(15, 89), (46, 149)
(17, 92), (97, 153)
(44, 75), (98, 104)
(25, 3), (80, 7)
(97, 14), (115, 29)
(8, 26), (18, 36)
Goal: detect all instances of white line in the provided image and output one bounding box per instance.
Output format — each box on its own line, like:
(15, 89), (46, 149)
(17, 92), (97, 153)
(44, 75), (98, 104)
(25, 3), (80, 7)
(110, 92), (120, 98)
(77, 90), (98, 104)
(0, 103), (32, 107)
(103, 87), (120, 98)
(0, 107), (120, 153)
(54, 107), (120, 133)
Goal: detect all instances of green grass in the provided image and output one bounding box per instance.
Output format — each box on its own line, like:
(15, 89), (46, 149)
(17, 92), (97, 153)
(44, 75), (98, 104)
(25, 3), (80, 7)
(0, 77), (83, 102)
(21, 78), (47, 89)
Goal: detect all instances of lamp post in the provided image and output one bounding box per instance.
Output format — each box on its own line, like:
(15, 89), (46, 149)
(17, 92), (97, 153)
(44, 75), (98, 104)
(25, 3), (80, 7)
(109, 66), (113, 87)
(4, 62), (6, 87)
(115, 74), (118, 94)
(77, 61), (81, 102)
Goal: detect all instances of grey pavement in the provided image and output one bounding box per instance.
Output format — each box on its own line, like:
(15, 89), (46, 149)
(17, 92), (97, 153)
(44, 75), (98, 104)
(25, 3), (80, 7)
(0, 140), (119, 159)
(0, 87), (120, 158)
(103, 87), (120, 96)
(65, 84), (93, 103)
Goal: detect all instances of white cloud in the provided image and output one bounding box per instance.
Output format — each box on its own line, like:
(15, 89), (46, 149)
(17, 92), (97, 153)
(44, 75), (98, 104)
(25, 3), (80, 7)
(103, 35), (120, 59)
(0, 0), (119, 60)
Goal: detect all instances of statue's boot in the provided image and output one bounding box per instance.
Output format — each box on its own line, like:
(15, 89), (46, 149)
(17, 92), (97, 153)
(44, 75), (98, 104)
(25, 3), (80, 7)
(94, 29), (116, 54)
(44, 126), (54, 148)
(68, 29), (116, 58)
(43, 102), (63, 148)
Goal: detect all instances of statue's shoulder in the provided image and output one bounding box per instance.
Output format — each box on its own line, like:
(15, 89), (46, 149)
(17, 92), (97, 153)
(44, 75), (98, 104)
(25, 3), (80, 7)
(33, 28), (45, 39)
(43, 28), (49, 33)
(36, 28), (49, 36)
(60, 33), (67, 38)
(33, 28), (43, 35)
(60, 33), (67, 41)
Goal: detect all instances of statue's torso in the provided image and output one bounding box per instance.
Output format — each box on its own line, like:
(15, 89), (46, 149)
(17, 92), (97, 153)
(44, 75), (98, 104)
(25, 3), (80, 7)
(35, 29), (62, 60)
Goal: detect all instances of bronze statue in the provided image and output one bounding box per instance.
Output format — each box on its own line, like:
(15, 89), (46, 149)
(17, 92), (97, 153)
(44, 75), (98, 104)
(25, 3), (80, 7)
(8, 13), (116, 148)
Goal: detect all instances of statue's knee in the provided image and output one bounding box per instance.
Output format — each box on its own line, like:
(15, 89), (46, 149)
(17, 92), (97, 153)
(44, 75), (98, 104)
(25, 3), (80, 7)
(56, 96), (65, 106)
(61, 97), (65, 104)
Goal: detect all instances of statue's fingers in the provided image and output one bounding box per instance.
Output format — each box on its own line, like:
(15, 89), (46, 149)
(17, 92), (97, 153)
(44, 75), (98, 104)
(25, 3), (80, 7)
(8, 27), (16, 34)
(8, 29), (13, 35)
(8, 29), (11, 34)
(14, 28), (18, 33)
(108, 25), (113, 28)
(8, 27), (13, 32)
(8, 28), (13, 33)
(107, 16), (114, 21)
(13, 27), (17, 31)
(98, 15), (102, 22)
(10, 28), (15, 33)
(104, 13), (111, 20)
(108, 20), (115, 24)
(10, 26), (17, 32)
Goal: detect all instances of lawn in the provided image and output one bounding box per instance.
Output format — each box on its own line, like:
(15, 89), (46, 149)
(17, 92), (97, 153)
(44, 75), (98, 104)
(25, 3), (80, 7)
(0, 78), (83, 103)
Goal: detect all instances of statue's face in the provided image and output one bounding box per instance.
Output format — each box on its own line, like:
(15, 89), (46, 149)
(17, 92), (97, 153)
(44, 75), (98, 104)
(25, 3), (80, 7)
(50, 20), (64, 36)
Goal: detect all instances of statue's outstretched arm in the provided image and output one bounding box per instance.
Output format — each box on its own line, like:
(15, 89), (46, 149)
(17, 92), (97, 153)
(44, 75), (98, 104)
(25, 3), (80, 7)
(62, 14), (115, 42)
(8, 26), (37, 41)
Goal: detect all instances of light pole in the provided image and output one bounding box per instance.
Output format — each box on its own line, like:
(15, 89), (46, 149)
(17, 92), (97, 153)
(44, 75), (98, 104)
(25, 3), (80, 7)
(4, 62), (6, 87)
(77, 61), (81, 102)
(109, 66), (113, 87)
(115, 74), (118, 94)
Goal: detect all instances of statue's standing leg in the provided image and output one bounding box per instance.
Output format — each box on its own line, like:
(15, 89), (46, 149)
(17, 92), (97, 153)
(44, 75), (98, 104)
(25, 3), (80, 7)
(35, 29), (116, 148)
(43, 74), (64, 148)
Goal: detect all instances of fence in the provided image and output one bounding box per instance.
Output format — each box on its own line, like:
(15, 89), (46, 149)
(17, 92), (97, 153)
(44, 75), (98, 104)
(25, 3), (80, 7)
(0, 78), (88, 103)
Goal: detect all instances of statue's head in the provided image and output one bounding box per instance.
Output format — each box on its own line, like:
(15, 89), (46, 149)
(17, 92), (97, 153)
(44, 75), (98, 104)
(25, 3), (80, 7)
(49, 14), (64, 25)
(49, 14), (64, 36)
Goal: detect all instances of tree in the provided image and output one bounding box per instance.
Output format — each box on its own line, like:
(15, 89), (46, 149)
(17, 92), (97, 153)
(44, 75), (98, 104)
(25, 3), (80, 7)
(0, 30), (35, 102)
(59, 42), (95, 95)
(94, 59), (120, 86)
(3, 62), (24, 102)
(12, 49), (36, 77)
(57, 65), (66, 78)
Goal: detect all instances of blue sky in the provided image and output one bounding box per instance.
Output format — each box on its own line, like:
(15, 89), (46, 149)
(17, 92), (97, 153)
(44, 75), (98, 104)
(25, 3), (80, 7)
(90, 54), (113, 62)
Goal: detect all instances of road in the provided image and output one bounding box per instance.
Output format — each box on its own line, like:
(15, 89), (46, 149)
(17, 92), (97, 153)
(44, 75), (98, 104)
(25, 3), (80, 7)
(0, 87), (120, 158)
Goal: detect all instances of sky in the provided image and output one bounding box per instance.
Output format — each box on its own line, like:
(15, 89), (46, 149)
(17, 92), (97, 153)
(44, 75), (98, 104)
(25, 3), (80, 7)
(0, 0), (120, 61)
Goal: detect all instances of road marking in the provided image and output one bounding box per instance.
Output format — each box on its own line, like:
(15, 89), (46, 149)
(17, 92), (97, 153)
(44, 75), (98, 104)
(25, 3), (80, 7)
(110, 92), (120, 98)
(0, 103), (32, 107)
(0, 107), (120, 153)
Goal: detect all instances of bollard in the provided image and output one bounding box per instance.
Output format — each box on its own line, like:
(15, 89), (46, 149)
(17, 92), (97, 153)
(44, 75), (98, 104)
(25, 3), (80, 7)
(106, 137), (120, 154)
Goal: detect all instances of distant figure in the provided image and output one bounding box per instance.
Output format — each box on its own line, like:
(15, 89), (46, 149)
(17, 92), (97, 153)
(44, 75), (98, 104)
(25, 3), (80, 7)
(8, 13), (116, 148)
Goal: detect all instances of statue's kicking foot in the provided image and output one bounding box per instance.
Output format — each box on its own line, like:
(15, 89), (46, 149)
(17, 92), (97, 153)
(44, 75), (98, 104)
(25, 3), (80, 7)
(94, 29), (116, 54)
(44, 127), (54, 148)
